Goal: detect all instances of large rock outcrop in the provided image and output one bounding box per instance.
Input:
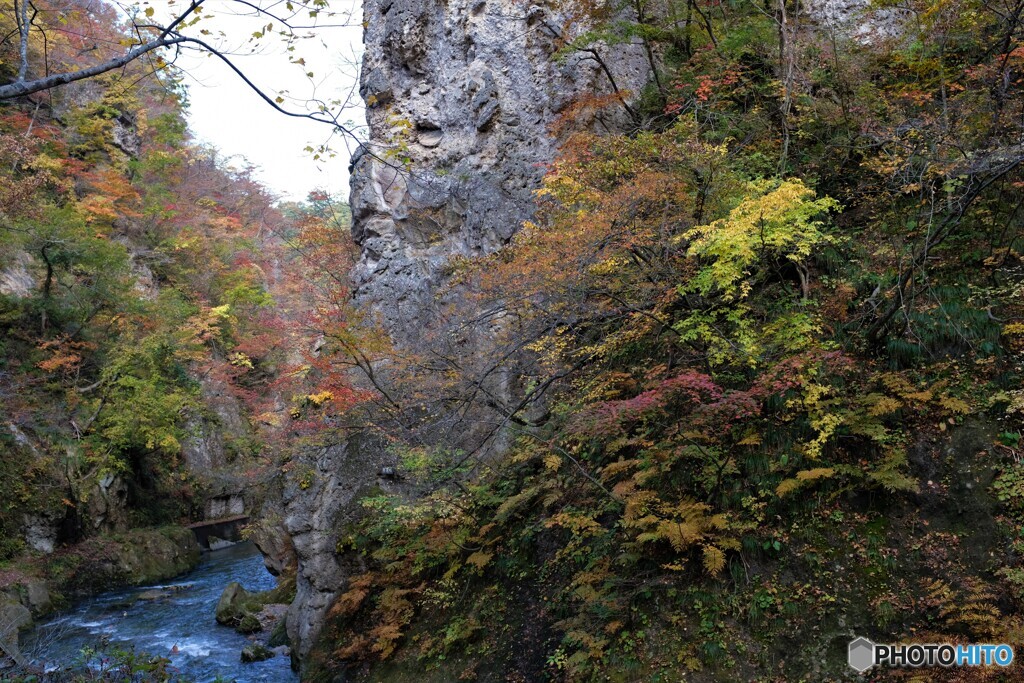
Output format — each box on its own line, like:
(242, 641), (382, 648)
(349, 0), (648, 338)
(284, 0), (651, 664)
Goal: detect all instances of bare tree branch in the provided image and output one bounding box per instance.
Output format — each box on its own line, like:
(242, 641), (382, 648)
(0, 34), (190, 99)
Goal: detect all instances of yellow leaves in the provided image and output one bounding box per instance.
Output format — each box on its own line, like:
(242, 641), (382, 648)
(228, 351), (253, 369)
(774, 478), (801, 498)
(183, 304), (233, 346)
(256, 411), (282, 427)
(682, 178), (840, 303)
(805, 412), (843, 459)
(867, 448), (918, 493)
(465, 551), (493, 570)
(996, 390), (1024, 416)
(599, 458), (641, 482)
(306, 390), (334, 406)
(775, 467), (836, 497)
(702, 545), (726, 575)
(866, 394), (903, 416)
(789, 381), (842, 459)
(494, 485), (542, 523)
(619, 489), (736, 571)
(651, 519), (701, 551)
(28, 152), (63, 175)
(588, 253), (629, 277)
(209, 303), (232, 319)
(330, 573), (373, 617)
(543, 452), (562, 471)
(546, 512), (605, 536)
(936, 395), (971, 415)
(736, 432), (762, 446)
(878, 372), (930, 402)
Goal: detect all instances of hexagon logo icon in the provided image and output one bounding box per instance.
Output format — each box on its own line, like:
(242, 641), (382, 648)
(848, 637), (875, 673)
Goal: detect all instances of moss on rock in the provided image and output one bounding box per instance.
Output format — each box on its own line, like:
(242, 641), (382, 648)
(47, 525), (201, 596)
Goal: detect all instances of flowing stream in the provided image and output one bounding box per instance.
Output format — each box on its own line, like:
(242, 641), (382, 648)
(23, 542), (298, 682)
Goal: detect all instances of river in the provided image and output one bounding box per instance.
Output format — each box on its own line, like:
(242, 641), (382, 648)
(22, 542), (298, 682)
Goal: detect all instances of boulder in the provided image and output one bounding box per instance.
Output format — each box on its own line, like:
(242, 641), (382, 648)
(215, 582), (253, 625)
(241, 644), (274, 663)
(216, 576), (295, 635)
(23, 579), (52, 617)
(0, 600), (32, 658)
(0, 601), (31, 635)
(236, 613), (262, 634)
(208, 536), (236, 551)
(136, 584), (192, 602)
(110, 527), (202, 586)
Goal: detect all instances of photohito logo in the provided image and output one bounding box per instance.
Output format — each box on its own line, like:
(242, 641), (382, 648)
(848, 638), (1014, 672)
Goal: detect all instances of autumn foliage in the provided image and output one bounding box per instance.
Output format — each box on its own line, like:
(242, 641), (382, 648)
(310, 0), (1024, 679)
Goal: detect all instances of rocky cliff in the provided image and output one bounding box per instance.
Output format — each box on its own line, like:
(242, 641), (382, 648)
(285, 0), (651, 662)
(349, 0), (648, 337)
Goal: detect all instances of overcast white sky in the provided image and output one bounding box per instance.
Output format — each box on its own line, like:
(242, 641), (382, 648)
(168, 0), (365, 202)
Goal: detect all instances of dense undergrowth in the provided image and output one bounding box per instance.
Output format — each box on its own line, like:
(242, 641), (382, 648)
(305, 0), (1024, 680)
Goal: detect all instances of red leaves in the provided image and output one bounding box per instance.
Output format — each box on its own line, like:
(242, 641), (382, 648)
(572, 370), (759, 438)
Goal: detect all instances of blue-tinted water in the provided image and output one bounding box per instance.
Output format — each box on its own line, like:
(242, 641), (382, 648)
(23, 542), (297, 682)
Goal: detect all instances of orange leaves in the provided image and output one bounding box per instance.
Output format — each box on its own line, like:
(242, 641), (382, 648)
(35, 337), (97, 375)
(329, 573), (374, 618)
(78, 168), (141, 224)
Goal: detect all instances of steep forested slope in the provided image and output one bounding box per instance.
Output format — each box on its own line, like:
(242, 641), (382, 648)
(299, 0), (1024, 681)
(0, 0), (348, 606)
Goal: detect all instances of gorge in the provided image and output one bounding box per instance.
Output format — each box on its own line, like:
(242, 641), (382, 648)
(3, 0), (1024, 679)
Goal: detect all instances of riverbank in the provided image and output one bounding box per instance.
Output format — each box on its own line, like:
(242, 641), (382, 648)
(0, 525), (201, 664)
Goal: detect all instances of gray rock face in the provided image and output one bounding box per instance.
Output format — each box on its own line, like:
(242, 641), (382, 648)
(22, 512), (60, 554)
(182, 374), (252, 473)
(804, 0), (910, 40)
(284, 439), (392, 660)
(251, 521), (297, 577)
(284, 0), (650, 667)
(0, 252), (36, 298)
(86, 471), (129, 532)
(350, 0), (649, 339)
(0, 250), (34, 299)
(205, 494), (245, 519)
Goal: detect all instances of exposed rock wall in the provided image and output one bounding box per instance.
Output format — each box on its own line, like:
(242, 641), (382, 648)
(804, 0), (910, 40)
(350, 0), (648, 338)
(284, 437), (400, 663)
(0, 253), (36, 299)
(285, 0), (651, 664)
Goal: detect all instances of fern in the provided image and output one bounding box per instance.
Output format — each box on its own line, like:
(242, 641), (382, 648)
(866, 449), (919, 493)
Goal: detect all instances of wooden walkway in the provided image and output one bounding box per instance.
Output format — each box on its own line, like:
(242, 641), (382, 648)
(187, 514), (248, 529)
